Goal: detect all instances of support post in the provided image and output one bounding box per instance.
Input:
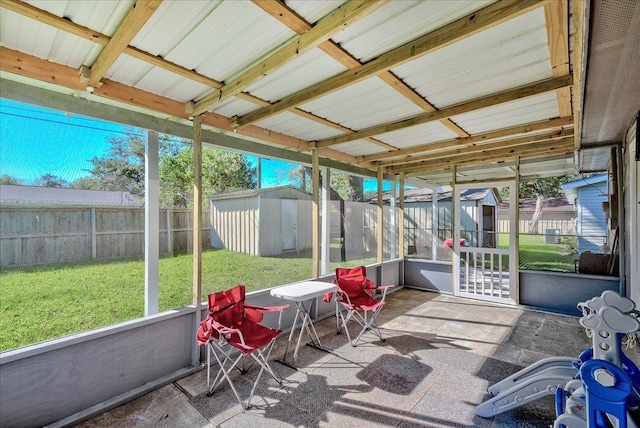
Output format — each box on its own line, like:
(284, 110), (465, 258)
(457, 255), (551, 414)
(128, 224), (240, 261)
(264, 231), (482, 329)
(452, 167), (459, 294)
(514, 157), (520, 304)
(144, 130), (159, 316)
(377, 167), (384, 264)
(390, 179), (398, 259)
(399, 173), (405, 259)
(312, 149), (320, 278)
(192, 115), (203, 365)
(321, 167), (330, 275)
(432, 185), (440, 260)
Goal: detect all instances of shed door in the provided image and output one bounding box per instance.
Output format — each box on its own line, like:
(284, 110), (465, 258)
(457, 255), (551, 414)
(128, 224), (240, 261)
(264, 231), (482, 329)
(282, 199), (297, 251)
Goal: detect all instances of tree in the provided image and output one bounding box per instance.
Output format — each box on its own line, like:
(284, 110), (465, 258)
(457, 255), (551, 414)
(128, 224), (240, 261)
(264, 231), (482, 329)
(0, 175), (22, 185)
(84, 131), (147, 195)
(80, 130), (256, 206)
(159, 145), (256, 207)
(35, 173), (67, 188)
(498, 175), (589, 233)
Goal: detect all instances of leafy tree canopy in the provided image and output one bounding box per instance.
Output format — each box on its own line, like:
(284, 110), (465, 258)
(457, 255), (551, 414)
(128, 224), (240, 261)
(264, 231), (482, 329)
(0, 175), (22, 185)
(35, 173), (67, 188)
(71, 129), (256, 207)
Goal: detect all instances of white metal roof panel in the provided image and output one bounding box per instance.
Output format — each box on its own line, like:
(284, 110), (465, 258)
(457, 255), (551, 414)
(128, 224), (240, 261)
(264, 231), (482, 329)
(331, 139), (386, 157)
(451, 93), (560, 135)
(26, 0), (133, 37)
(254, 111), (344, 141)
(134, 66), (212, 104)
(300, 76), (423, 131)
(163, 1), (294, 82)
(393, 8), (552, 109)
(245, 48), (348, 103)
(109, 54), (213, 103)
(331, 0), (494, 62)
(376, 122), (459, 149)
(1, 1), (133, 68)
(130, 1), (222, 57)
(286, 0), (347, 25)
(211, 97), (263, 118)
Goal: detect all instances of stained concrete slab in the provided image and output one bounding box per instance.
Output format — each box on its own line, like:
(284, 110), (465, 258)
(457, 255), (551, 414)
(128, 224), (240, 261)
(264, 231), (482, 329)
(76, 288), (594, 428)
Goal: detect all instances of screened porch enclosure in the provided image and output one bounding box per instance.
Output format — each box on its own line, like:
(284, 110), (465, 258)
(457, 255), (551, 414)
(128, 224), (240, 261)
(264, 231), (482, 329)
(2, 0), (639, 426)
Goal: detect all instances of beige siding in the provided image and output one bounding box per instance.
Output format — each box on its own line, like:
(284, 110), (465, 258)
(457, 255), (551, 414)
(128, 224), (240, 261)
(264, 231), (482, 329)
(497, 210), (576, 235)
(210, 196), (259, 256)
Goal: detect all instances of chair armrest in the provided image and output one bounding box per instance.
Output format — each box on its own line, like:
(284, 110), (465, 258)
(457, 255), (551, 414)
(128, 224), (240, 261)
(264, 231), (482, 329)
(376, 284), (395, 300)
(245, 303), (290, 313)
(245, 303), (290, 330)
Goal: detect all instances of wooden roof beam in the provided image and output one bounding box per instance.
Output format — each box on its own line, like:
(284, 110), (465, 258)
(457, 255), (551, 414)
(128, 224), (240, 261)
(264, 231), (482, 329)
(79, 0), (162, 89)
(2, 0), (380, 142)
(254, 0), (469, 138)
(380, 128), (574, 170)
(0, 46), (360, 166)
(188, 0), (387, 116)
(361, 116), (574, 164)
(315, 74), (573, 148)
(399, 138), (574, 174)
(544, 0), (572, 118)
(0, 0), (223, 88)
(233, 0), (545, 128)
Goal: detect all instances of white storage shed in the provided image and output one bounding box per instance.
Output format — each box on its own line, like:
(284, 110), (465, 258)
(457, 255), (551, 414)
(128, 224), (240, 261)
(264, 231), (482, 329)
(209, 186), (312, 257)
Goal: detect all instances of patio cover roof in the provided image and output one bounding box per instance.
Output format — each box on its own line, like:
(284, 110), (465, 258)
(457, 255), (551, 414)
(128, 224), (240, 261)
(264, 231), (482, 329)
(0, 0), (637, 185)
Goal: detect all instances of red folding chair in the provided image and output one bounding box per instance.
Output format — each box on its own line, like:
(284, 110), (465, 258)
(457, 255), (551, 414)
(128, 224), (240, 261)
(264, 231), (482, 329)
(331, 266), (394, 346)
(196, 285), (289, 409)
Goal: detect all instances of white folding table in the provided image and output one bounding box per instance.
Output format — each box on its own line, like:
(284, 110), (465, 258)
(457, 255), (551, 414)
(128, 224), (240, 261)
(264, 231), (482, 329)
(270, 281), (337, 368)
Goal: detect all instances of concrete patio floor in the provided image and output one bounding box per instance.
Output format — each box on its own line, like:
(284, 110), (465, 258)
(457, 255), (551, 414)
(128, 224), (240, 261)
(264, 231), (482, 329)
(75, 288), (590, 427)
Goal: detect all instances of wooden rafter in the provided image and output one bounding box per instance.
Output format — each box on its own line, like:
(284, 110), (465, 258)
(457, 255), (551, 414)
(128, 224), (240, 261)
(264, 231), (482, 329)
(188, 0), (387, 116)
(361, 116), (574, 164)
(0, 0), (380, 152)
(80, 0), (163, 88)
(233, 0), (545, 128)
(315, 75), (573, 148)
(0, 0), (222, 88)
(0, 46), (356, 166)
(571, 0), (586, 150)
(398, 138), (574, 174)
(254, 0), (469, 138)
(387, 129), (574, 173)
(544, 0), (572, 118)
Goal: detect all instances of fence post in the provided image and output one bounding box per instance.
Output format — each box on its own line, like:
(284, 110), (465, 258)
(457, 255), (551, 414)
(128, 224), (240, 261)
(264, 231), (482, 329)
(166, 208), (173, 256)
(91, 207), (97, 259)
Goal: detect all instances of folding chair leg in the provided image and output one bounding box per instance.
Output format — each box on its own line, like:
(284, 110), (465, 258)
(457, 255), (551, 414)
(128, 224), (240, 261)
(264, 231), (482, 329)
(245, 341), (282, 409)
(340, 306), (386, 347)
(207, 343), (245, 408)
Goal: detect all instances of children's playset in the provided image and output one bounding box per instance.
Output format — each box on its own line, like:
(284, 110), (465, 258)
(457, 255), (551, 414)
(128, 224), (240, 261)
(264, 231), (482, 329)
(476, 290), (640, 428)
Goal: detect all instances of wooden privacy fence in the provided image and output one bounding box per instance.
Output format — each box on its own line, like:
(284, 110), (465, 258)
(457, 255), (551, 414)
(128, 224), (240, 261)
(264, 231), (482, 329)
(0, 206), (211, 266)
(497, 210), (575, 234)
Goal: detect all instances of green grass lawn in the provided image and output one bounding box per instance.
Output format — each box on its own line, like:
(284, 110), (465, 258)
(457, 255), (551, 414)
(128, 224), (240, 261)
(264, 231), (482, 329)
(0, 249), (373, 351)
(499, 233), (574, 272)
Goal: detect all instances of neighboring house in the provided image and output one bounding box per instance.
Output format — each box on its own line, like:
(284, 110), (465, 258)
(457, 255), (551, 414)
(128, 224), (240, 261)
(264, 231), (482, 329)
(497, 197), (575, 237)
(378, 186), (500, 253)
(209, 185), (312, 256)
(0, 184), (142, 206)
(562, 174), (609, 254)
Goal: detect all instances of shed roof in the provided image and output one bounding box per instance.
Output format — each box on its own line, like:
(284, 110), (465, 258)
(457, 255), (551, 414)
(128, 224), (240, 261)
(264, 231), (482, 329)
(498, 196), (574, 212)
(375, 186), (498, 204)
(209, 185), (309, 201)
(1, 0), (637, 183)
